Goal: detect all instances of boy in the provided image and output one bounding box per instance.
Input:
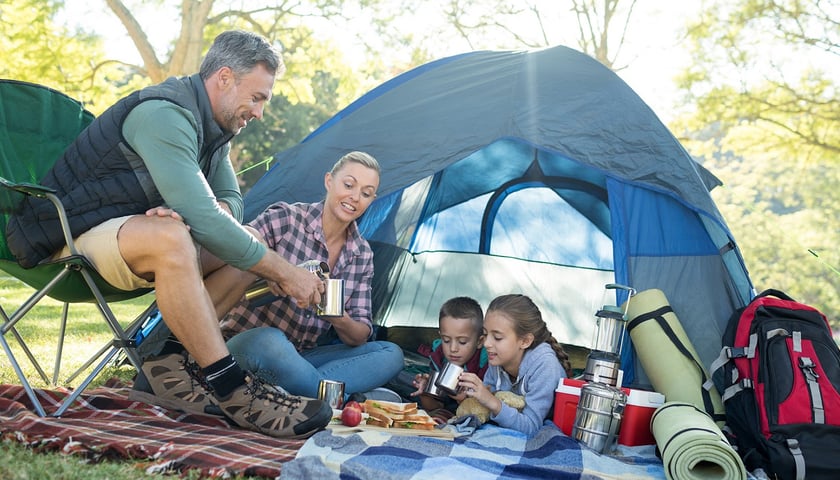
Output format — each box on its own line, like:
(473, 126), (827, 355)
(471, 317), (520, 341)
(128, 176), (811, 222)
(411, 296), (487, 421)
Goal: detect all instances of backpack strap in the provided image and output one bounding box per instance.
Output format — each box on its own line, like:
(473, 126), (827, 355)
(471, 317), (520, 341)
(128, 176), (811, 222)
(786, 439), (806, 480)
(798, 356), (825, 424)
(712, 333), (758, 402)
(766, 329), (825, 424)
(628, 306), (726, 424)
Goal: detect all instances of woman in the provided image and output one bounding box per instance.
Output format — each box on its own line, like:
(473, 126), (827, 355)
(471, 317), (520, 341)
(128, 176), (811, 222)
(210, 151), (403, 399)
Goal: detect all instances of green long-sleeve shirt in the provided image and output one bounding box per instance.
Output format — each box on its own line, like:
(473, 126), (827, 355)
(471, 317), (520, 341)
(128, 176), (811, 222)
(122, 100), (266, 270)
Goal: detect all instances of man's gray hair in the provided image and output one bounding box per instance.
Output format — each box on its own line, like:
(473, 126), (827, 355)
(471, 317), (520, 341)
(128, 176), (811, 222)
(199, 30), (283, 80)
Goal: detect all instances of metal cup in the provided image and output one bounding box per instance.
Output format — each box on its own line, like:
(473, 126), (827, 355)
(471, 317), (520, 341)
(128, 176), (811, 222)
(318, 379), (345, 409)
(317, 278), (345, 317)
(423, 370), (445, 398)
(434, 363), (464, 395)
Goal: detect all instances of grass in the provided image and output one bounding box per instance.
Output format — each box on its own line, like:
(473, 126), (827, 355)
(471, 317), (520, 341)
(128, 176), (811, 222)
(0, 276), (153, 386)
(0, 276), (233, 479)
(0, 440), (195, 480)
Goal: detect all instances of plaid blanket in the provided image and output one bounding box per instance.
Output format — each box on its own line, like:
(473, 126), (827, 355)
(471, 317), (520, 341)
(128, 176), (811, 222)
(0, 381), (304, 478)
(282, 421), (668, 480)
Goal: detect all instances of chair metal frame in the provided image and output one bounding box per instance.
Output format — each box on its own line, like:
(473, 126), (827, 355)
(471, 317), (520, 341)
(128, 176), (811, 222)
(0, 80), (155, 417)
(0, 180), (156, 416)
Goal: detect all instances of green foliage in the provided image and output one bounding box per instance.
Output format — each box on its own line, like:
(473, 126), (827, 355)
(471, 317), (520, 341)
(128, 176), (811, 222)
(225, 22), (365, 191)
(674, 0), (840, 329)
(0, 0), (145, 114)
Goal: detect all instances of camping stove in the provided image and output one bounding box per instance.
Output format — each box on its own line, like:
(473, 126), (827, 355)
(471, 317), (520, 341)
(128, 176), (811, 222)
(582, 284), (635, 387)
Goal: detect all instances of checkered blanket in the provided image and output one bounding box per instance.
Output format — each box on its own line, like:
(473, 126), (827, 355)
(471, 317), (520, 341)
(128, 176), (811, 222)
(1, 382), (674, 480)
(0, 381), (304, 478)
(282, 421), (668, 480)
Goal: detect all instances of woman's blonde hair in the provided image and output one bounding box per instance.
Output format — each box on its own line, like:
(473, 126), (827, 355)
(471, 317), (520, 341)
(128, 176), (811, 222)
(329, 151), (381, 176)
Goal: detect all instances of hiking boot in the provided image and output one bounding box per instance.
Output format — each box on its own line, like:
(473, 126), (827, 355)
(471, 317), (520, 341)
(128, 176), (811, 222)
(129, 352), (218, 416)
(216, 373), (332, 439)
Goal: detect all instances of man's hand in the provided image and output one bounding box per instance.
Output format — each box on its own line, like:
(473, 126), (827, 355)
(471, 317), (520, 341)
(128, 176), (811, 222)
(277, 265), (324, 309)
(146, 207), (188, 228)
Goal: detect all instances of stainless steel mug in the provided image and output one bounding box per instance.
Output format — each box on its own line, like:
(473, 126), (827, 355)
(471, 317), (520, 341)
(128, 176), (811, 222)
(318, 379), (345, 409)
(434, 363), (464, 395)
(317, 278), (345, 317)
(423, 370), (445, 398)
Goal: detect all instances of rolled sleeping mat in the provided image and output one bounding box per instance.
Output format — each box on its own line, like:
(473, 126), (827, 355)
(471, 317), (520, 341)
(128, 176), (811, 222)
(651, 402), (746, 480)
(624, 289), (725, 427)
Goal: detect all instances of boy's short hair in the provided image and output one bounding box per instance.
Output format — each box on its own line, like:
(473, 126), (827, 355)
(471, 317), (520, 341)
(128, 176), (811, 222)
(439, 296), (484, 335)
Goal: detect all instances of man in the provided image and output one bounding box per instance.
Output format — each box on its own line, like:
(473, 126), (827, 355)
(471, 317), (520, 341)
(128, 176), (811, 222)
(6, 30), (331, 439)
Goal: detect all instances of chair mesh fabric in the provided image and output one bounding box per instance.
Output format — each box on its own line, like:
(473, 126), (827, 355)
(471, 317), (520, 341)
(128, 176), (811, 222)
(0, 80), (142, 301)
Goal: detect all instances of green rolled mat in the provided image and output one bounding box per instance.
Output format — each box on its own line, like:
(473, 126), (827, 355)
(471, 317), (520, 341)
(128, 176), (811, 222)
(625, 288), (725, 427)
(651, 402), (746, 480)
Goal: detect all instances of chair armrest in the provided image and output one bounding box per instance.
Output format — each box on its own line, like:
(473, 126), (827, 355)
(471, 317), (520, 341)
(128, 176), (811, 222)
(0, 177), (57, 198)
(0, 176), (79, 256)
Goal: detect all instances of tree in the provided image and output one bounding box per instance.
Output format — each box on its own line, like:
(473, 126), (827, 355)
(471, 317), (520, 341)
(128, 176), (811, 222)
(393, 0), (640, 69)
(62, 0), (381, 190)
(0, 0), (143, 112)
(673, 0), (840, 327)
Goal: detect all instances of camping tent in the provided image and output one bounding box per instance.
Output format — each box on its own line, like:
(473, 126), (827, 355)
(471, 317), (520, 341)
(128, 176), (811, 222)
(243, 45), (754, 386)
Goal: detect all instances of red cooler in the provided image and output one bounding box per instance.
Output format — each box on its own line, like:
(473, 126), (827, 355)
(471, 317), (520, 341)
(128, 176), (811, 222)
(554, 378), (663, 446)
(617, 388), (665, 446)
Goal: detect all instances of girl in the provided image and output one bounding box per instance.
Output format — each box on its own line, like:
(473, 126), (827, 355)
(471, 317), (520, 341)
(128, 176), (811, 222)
(458, 294), (573, 436)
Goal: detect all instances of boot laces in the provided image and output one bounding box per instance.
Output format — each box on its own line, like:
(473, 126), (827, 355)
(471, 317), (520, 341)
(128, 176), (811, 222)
(245, 374), (301, 410)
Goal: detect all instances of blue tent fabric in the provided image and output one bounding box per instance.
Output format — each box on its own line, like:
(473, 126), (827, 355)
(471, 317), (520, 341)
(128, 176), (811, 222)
(244, 45), (753, 388)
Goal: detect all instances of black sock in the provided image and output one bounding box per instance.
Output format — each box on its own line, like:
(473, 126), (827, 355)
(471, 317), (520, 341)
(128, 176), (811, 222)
(203, 355), (246, 398)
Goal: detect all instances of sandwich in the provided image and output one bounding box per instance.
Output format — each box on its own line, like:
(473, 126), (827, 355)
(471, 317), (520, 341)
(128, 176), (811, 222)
(365, 408), (394, 428)
(362, 399), (436, 429)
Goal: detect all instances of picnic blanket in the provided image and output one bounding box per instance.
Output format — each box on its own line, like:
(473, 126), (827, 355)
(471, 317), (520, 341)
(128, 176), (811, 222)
(1, 381), (759, 480)
(0, 381), (304, 478)
(282, 421), (668, 479)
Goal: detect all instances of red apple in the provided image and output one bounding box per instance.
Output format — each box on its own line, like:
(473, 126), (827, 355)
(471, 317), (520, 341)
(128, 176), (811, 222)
(341, 406), (363, 427)
(344, 400), (363, 413)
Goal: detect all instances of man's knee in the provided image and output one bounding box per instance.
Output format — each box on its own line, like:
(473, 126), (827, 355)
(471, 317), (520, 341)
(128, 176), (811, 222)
(120, 215), (198, 270)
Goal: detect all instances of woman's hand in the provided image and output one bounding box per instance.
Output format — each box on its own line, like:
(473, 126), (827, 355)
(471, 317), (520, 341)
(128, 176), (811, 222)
(458, 372), (502, 416)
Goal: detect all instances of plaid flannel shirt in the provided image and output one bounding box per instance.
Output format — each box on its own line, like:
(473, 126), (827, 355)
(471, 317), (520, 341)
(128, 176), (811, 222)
(220, 201), (374, 351)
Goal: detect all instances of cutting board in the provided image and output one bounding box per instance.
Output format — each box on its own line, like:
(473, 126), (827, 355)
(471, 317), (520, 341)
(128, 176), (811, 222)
(326, 423), (456, 440)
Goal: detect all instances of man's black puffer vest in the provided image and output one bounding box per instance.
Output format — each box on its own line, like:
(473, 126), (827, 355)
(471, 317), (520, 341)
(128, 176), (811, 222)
(7, 74), (232, 269)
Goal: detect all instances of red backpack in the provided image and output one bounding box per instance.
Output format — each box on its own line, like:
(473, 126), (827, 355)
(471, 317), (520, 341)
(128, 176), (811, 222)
(710, 289), (840, 479)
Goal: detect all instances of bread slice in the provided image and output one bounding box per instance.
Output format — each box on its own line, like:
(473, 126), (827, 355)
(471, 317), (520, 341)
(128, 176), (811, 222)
(366, 405), (420, 420)
(365, 410), (394, 427)
(393, 419), (437, 430)
(364, 399), (418, 414)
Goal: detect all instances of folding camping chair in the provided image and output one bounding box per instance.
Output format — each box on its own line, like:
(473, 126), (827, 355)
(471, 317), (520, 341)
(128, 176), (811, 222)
(0, 79), (155, 417)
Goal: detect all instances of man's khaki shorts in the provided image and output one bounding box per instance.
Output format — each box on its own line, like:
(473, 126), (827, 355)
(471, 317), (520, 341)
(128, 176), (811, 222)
(52, 215), (155, 291)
